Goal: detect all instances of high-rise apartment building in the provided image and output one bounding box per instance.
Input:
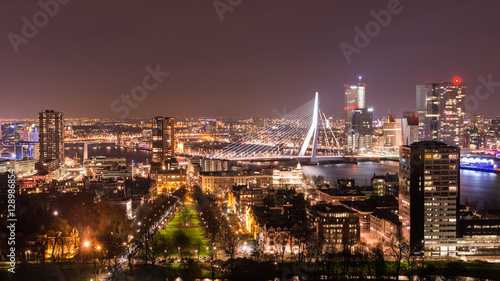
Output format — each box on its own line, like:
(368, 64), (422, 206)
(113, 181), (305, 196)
(438, 81), (466, 146)
(399, 141), (460, 254)
(351, 108), (373, 151)
(38, 110), (64, 166)
(417, 80), (466, 147)
(152, 116), (175, 163)
(345, 83), (367, 151)
(416, 85), (427, 141)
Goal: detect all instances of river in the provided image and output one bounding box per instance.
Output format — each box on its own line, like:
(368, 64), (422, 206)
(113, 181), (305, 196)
(65, 144), (500, 206)
(302, 161), (500, 207)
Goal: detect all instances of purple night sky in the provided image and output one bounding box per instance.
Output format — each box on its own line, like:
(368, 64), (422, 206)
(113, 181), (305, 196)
(1, 1), (499, 119)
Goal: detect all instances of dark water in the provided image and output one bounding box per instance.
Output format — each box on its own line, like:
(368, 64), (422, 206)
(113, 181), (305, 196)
(302, 161), (500, 206)
(66, 144), (499, 206)
(65, 143), (151, 165)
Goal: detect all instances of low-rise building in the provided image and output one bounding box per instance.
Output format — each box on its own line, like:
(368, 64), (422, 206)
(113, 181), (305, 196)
(200, 171), (272, 193)
(317, 188), (368, 205)
(85, 156), (131, 179)
(258, 222), (302, 254)
(272, 163), (303, 188)
(156, 169), (187, 193)
(370, 209), (402, 241)
(370, 172), (399, 197)
(308, 203), (360, 251)
(0, 158), (37, 175)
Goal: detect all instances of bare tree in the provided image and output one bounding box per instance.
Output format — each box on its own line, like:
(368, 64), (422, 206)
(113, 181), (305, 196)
(386, 238), (410, 280)
(367, 243), (386, 280)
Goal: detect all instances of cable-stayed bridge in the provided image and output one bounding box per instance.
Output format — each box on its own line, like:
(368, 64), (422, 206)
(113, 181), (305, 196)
(215, 93), (344, 162)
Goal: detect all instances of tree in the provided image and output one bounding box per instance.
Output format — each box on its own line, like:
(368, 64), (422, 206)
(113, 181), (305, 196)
(367, 243), (386, 280)
(173, 229), (191, 258)
(291, 222), (313, 263)
(194, 238), (204, 259)
(33, 235), (50, 264)
(67, 203), (98, 243)
(148, 233), (167, 266)
(386, 239), (410, 280)
(220, 226), (237, 276)
(96, 201), (127, 238)
(47, 217), (71, 264)
(180, 207), (193, 227)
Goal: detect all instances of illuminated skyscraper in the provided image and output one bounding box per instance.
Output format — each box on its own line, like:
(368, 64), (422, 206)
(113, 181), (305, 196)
(438, 80), (466, 147)
(417, 80), (466, 146)
(399, 141), (460, 254)
(351, 108), (373, 151)
(152, 116), (175, 163)
(345, 83), (366, 151)
(38, 110), (64, 166)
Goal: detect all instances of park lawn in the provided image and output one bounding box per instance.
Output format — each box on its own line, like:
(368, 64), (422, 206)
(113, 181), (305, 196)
(166, 204), (200, 226)
(160, 204), (210, 257)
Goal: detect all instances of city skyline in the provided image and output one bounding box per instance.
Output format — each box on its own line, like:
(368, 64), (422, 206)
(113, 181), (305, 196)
(2, 2), (500, 279)
(2, 1), (500, 119)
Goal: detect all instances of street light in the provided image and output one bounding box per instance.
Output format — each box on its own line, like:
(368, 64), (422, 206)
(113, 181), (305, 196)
(84, 241), (90, 248)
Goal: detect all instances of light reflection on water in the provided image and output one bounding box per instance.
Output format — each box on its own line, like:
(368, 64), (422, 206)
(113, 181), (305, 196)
(302, 161), (500, 206)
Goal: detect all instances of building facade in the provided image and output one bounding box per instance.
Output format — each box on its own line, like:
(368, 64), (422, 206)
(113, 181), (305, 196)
(200, 171), (272, 193)
(308, 203), (360, 251)
(152, 116), (175, 163)
(272, 163), (303, 188)
(351, 108), (373, 152)
(38, 110), (64, 167)
(399, 141), (460, 255)
(345, 83), (366, 151)
(417, 81), (466, 146)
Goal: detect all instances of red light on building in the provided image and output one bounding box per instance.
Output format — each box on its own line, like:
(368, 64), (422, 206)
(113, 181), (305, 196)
(454, 78), (460, 84)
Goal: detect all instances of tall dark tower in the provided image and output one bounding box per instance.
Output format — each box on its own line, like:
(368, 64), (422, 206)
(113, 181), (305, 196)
(152, 116), (175, 163)
(399, 141), (460, 255)
(116, 125), (121, 146)
(38, 110), (64, 167)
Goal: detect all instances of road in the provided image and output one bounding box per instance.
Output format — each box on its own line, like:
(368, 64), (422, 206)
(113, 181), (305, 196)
(102, 195), (180, 280)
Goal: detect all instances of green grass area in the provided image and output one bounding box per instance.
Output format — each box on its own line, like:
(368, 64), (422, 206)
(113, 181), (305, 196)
(159, 204), (210, 257)
(166, 204), (200, 226)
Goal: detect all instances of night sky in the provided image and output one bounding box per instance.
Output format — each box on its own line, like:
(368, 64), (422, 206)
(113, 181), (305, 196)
(1, 1), (500, 119)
